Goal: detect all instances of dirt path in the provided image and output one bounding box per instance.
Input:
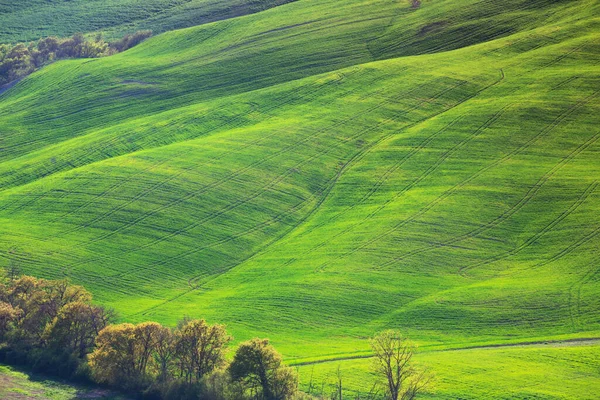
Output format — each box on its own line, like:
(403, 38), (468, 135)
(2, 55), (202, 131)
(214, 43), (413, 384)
(292, 337), (600, 366)
(445, 337), (600, 351)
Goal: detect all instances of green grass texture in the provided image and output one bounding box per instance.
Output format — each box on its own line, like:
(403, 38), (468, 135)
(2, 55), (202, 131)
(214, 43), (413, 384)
(1, 0), (599, 397)
(0, 0), (295, 43)
(296, 340), (600, 399)
(0, 364), (127, 399)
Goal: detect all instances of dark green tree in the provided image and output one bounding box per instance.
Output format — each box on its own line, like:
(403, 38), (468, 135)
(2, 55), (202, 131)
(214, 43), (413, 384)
(230, 338), (297, 400)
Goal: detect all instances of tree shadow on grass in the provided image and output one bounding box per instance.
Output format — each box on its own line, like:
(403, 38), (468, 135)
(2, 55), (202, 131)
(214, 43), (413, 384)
(0, 363), (128, 400)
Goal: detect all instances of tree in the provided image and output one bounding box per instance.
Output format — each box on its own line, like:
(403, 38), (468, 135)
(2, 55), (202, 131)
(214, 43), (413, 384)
(4, 275), (44, 341)
(333, 365), (343, 400)
(0, 31), (150, 87)
(0, 272), (108, 377)
(369, 330), (429, 400)
(88, 323), (138, 388)
(37, 36), (60, 56)
(37, 279), (92, 322)
(44, 301), (111, 358)
(174, 319), (232, 383)
(110, 30), (152, 52)
(0, 301), (20, 338)
(0, 43), (34, 84)
(134, 321), (163, 376)
(153, 325), (175, 382)
(229, 338), (297, 400)
(5, 247), (22, 281)
(89, 321), (171, 389)
(5, 277), (92, 342)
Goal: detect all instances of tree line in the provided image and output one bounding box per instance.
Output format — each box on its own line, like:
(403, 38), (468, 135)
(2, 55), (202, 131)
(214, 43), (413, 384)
(0, 271), (427, 399)
(0, 31), (152, 87)
(0, 273), (297, 399)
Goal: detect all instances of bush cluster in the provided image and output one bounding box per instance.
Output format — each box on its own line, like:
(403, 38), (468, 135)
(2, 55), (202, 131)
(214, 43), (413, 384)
(0, 274), (112, 377)
(0, 30), (152, 86)
(0, 273), (298, 400)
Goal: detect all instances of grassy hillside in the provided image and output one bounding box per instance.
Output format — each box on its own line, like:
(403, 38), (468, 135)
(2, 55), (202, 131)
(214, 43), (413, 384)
(1, 0), (599, 398)
(0, 364), (126, 399)
(0, 0), (295, 43)
(296, 340), (600, 399)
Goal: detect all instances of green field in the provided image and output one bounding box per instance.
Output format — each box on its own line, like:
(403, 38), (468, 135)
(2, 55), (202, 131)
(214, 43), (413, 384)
(296, 340), (600, 399)
(0, 365), (126, 399)
(0, 0), (294, 43)
(1, 0), (600, 398)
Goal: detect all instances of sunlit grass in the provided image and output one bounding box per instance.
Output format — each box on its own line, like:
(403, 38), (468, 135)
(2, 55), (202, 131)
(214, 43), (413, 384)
(1, 0), (599, 398)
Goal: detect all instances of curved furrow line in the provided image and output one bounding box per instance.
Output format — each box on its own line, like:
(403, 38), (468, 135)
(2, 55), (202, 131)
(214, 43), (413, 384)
(39, 105), (386, 286)
(312, 104), (510, 270)
(498, 40), (590, 83)
(0, 251), (47, 269)
(77, 111), (406, 283)
(35, 111), (263, 226)
(0, 60), (354, 202)
(128, 78), (509, 316)
(123, 193), (314, 284)
(44, 148), (191, 224)
(298, 116), (466, 257)
(1, 102), (128, 171)
(368, 107), (508, 217)
(321, 89), (599, 269)
(459, 180), (598, 274)
(531, 225), (600, 271)
(43, 72), (356, 242)
(56, 169), (188, 240)
(480, 32), (556, 58)
(385, 131), (600, 270)
(52, 73), (370, 250)
(0, 126), (194, 212)
(21, 104), (255, 216)
(0, 70), (353, 204)
(65, 79), (443, 249)
(536, 222), (600, 332)
(105, 184), (319, 286)
(115, 113), (395, 255)
(168, 118), (418, 284)
(112, 80), (472, 255)
(574, 261), (600, 329)
(296, 86), (472, 240)
(292, 70), (506, 257)
(530, 41), (589, 73)
(355, 116), (465, 205)
(49, 111), (399, 283)
(0, 190), (50, 216)
(567, 264), (595, 331)
(375, 0), (506, 56)
(130, 111), (411, 316)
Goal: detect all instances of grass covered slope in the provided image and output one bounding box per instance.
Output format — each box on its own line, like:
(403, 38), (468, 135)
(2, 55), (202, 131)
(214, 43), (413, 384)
(0, 0), (587, 168)
(296, 341), (600, 399)
(1, 0), (600, 397)
(0, 364), (126, 399)
(142, 25), (600, 354)
(0, 0), (295, 43)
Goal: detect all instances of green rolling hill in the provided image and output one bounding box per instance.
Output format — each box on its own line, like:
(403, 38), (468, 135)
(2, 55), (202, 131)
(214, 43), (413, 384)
(0, 0), (295, 43)
(1, 0), (599, 398)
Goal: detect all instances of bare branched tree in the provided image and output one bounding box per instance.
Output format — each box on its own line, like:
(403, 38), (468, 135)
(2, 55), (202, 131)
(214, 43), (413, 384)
(369, 330), (429, 400)
(6, 247), (22, 281)
(334, 365), (343, 400)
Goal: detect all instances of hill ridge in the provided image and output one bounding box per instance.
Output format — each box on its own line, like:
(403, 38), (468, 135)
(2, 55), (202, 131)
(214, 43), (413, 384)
(1, 1), (600, 398)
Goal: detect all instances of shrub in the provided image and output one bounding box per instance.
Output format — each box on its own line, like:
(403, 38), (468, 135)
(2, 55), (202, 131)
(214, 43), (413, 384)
(0, 31), (151, 87)
(230, 338), (298, 400)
